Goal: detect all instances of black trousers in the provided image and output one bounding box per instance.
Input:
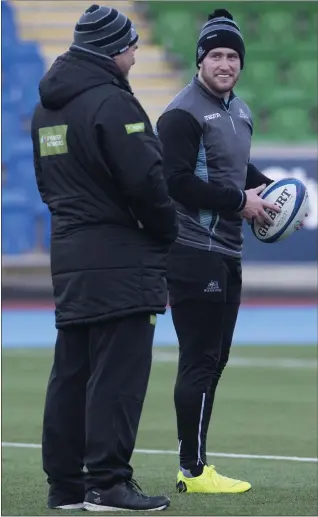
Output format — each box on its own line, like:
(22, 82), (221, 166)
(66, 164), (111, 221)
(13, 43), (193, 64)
(42, 313), (155, 503)
(167, 243), (242, 471)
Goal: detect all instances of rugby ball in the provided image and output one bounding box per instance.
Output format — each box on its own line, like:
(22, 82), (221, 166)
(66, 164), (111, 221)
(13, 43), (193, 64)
(252, 178), (309, 243)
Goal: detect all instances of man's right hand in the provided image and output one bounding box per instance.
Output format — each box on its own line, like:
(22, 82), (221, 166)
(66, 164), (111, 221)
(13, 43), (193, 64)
(241, 184), (280, 226)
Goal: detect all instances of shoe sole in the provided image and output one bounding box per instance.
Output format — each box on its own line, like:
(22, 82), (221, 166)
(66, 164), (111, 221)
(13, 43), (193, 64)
(177, 484), (252, 494)
(83, 502), (169, 512)
(50, 503), (84, 510)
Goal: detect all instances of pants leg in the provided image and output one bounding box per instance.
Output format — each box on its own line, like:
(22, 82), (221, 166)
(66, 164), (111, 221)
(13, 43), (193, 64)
(216, 255), (242, 380)
(42, 326), (90, 504)
(85, 313), (155, 490)
(172, 300), (226, 471)
(199, 301), (240, 464)
(169, 245), (242, 472)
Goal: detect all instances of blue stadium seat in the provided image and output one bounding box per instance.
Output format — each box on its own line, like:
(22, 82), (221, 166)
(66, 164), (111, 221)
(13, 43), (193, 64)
(2, 74), (23, 106)
(6, 146), (45, 213)
(2, 188), (36, 254)
(7, 154), (34, 186)
(22, 88), (41, 118)
(6, 41), (44, 118)
(2, 108), (20, 136)
(14, 134), (34, 154)
(1, 108), (23, 164)
(2, 40), (19, 71)
(2, 2), (47, 254)
(1, 0), (18, 45)
(12, 41), (45, 81)
(1, 0), (16, 26)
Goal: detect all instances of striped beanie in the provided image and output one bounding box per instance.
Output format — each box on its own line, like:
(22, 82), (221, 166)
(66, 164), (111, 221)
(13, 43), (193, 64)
(72, 4), (139, 59)
(196, 9), (245, 69)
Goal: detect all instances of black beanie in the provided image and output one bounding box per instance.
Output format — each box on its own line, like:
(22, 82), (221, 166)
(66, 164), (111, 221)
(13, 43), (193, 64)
(72, 4), (139, 59)
(196, 9), (245, 69)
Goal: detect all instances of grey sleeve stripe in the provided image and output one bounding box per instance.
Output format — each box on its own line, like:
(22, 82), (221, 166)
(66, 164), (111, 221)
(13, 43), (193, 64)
(237, 190), (245, 211)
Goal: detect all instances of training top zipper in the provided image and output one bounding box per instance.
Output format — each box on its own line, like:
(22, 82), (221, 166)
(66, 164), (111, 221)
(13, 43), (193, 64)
(222, 100), (236, 134)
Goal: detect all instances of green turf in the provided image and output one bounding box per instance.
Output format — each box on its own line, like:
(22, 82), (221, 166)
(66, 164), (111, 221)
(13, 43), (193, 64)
(2, 346), (318, 516)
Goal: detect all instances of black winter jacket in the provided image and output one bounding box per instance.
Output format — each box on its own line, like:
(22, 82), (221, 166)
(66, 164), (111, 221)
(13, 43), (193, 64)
(31, 49), (178, 328)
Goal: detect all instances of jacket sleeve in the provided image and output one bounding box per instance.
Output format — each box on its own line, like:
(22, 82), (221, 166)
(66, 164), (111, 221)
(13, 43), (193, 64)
(245, 162), (273, 190)
(31, 112), (47, 204)
(96, 93), (178, 244)
(157, 109), (246, 212)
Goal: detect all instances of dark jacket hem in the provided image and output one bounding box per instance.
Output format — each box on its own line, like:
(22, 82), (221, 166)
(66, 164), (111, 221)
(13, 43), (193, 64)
(55, 305), (167, 329)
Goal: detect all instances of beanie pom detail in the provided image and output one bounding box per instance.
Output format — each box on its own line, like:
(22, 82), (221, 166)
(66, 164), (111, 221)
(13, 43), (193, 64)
(208, 9), (233, 21)
(85, 4), (100, 14)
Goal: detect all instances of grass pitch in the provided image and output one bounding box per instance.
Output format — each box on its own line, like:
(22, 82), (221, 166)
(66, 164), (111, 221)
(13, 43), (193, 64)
(2, 345), (317, 516)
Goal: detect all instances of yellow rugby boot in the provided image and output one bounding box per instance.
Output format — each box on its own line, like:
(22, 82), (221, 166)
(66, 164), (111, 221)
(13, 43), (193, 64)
(176, 465), (251, 494)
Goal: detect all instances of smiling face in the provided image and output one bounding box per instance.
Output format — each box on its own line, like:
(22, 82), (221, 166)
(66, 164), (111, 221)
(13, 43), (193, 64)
(198, 47), (241, 96)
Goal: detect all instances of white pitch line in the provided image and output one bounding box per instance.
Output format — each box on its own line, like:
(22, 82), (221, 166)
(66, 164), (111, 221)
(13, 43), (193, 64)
(2, 442), (317, 464)
(152, 351), (317, 369)
(3, 442), (41, 449)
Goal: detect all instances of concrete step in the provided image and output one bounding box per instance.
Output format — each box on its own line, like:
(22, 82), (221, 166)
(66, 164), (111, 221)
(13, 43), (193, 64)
(11, 0), (133, 12)
(43, 55), (174, 74)
(16, 13), (149, 33)
(130, 76), (181, 89)
(11, 0), (181, 126)
(14, 8), (142, 25)
(131, 67), (180, 77)
(134, 95), (176, 109)
(15, 11), (91, 24)
(134, 86), (179, 99)
(42, 43), (165, 64)
(141, 107), (166, 125)
(130, 60), (173, 75)
(11, 0), (141, 22)
(20, 25), (150, 42)
(43, 54), (173, 72)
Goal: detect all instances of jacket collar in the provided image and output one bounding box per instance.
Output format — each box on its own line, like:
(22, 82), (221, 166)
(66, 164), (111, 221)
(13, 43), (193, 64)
(193, 75), (236, 106)
(69, 46), (133, 95)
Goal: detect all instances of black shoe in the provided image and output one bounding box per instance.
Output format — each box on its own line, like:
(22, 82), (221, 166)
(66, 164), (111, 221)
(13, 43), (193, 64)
(48, 485), (84, 510)
(84, 480), (170, 512)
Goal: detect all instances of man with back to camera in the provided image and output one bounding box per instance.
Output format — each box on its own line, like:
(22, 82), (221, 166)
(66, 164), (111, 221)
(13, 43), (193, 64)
(156, 8), (281, 494)
(31, 4), (177, 512)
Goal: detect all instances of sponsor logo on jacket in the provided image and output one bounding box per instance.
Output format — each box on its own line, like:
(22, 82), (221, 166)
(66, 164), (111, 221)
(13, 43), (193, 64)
(204, 112), (221, 121)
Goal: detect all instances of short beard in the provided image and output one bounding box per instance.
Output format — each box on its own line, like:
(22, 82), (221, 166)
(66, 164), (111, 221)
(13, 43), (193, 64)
(199, 70), (238, 96)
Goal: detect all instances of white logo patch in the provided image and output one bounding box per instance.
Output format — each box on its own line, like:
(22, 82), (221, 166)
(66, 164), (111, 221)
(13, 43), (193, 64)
(204, 113), (221, 121)
(197, 46), (205, 58)
(239, 108), (249, 120)
(204, 281), (222, 293)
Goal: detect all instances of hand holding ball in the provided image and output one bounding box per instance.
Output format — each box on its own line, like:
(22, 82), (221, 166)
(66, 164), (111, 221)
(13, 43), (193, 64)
(251, 179), (309, 243)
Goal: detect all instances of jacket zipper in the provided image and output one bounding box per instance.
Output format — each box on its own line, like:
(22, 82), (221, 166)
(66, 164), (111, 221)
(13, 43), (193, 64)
(223, 100), (236, 134)
(229, 114), (236, 134)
